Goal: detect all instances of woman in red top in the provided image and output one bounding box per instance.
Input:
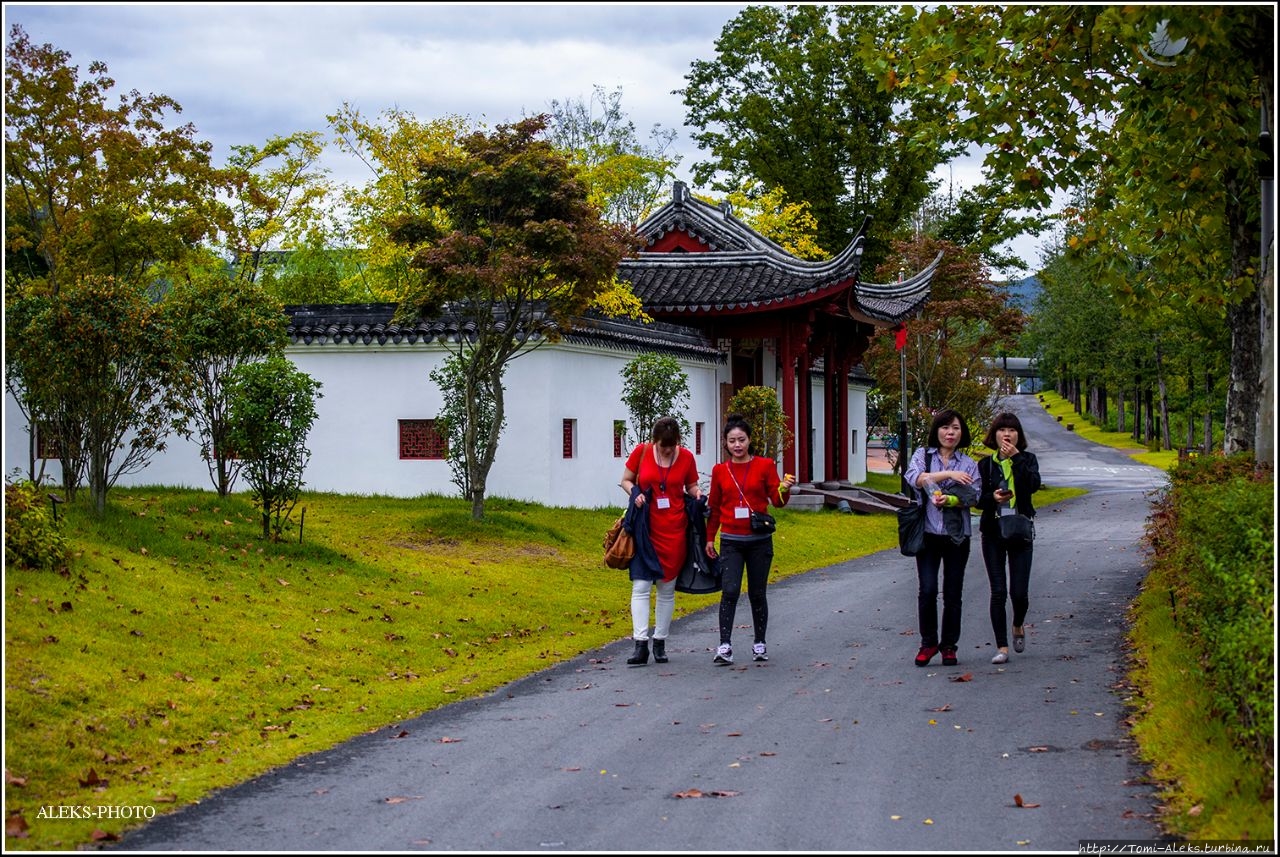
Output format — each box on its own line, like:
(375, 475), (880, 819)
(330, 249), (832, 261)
(619, 416), (701, 666)
(704, 414), (796, 665)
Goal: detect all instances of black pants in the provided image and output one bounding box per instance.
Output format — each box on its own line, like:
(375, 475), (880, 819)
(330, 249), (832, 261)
(981, 533), (1033, 648)
(915, 532), (970, 649)
(718, 536), (773, 645)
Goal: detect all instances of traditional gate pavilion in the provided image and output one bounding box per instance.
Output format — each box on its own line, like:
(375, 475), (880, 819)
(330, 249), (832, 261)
(619, 182), (936, 484)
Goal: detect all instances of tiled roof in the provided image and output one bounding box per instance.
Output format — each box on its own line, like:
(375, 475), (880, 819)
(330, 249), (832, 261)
(619, 182), (934, 322)
(282, 304), (724, 363)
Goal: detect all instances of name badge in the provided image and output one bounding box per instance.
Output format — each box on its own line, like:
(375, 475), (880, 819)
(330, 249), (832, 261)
(734, 507), (750, 519)
(656, 497), (672, 510)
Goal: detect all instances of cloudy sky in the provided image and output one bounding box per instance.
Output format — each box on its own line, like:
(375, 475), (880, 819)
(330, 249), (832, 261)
(5, 2), (1040, 272)
(6, 4), (748, 180)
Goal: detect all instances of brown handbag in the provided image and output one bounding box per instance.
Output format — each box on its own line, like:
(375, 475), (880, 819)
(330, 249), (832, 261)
(603, 515), (635, 569)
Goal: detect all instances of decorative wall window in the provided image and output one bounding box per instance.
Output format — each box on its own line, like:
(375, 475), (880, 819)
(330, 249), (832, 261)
(562, 419), (576, 459)
(35, 421), (61, 460)
(613, 420), (626, 458)
(399, 419), (447, 460)
(850, 429), (858, 455)
(695, 422), (705, 455)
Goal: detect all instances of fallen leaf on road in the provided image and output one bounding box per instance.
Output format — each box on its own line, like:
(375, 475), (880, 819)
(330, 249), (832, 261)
(950, 673), (974, 682)
(1028, 746), (1050, 752)
(384, 796), (424, 804)
(928, 704), (952, 712)
(673, 788), (740, 799)
(436, 736), (461, 743)
(1013, 793), (1041, 808)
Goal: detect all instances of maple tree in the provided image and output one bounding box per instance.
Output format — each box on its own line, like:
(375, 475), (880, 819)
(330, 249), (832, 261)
(392, 115), (637, 520)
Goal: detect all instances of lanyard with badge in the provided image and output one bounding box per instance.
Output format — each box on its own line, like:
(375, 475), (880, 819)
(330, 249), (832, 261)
(726, 460), (752, 520)
(654, 444), (673, 509)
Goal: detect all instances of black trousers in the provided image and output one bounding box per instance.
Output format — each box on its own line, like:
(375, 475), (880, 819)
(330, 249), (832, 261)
(981, 533), (1033, 648)
(717, 536), (773, 645)
(915, 532), (971, 649)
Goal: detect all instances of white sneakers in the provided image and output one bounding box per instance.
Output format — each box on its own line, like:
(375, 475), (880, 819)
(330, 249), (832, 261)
(752, 642), (768, 661)
(713, 644), (733, 665)
(991, 650), (1009, 664)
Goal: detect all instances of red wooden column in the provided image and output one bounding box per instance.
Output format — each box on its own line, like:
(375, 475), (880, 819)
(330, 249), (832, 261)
(795, 336), (812, 484)
(837, 352), (853, 480)
(778, 323), (798, 478)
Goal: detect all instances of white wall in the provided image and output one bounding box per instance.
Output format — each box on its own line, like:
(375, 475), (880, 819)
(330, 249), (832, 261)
(3, 341), (725, 510)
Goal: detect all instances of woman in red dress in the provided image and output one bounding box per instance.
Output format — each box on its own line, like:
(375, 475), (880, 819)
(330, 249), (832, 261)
(618, 416), (701, 666)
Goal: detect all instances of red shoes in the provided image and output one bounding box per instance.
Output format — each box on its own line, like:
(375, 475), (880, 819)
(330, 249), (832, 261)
(915, 645), (939, 667)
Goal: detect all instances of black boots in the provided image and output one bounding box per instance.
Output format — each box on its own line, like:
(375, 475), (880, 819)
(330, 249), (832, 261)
(652, 639), (667, 663)
(626, 640), (649, 665)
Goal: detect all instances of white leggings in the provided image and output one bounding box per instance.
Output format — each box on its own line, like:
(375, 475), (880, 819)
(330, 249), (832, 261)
(631, 578), (676, 640)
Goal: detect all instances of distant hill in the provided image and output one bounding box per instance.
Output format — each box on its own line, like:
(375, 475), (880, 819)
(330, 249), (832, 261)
(997, 275), (1041, 311)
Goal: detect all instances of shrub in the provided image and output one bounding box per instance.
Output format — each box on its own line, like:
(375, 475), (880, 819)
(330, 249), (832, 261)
(1145, 453), (1274, 758)
(4, 478), (67, 570)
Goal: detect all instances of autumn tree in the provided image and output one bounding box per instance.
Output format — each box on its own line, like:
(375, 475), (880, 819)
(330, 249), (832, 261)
(871, 6), (1271, 457)
(328, 104), (472, 303)
(221, 132), (340, 291)
(861, 236), (1024, 454)
(4, 24), (230, 298)
(393, 115), (638, 520)
(698, 180), (828, 261)
(680, 4), (957, 266)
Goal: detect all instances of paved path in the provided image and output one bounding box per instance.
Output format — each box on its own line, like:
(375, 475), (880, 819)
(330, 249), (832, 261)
(119, 395), (1170, 852)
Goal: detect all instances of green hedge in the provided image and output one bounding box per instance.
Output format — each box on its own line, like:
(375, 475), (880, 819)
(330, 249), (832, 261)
(1146, 454), (1274, 758)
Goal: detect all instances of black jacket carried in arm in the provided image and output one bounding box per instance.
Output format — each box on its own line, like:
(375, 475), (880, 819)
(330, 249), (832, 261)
(625, 485), (664, 583)
(976, 451), (1042, 538)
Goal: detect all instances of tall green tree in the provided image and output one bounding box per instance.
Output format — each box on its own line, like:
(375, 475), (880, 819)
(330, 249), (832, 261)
(4, 25), (230, 298)
(328, 104), (471, 302)
(872, 5), (1271, 456)
(166, 261), (289, 496)
(226, 356), (322, 541)
(544, 84), (681, 229)
(393, 115), (637, 520)
(619, 353), (692, 447)
(221, 132), (336, 290)
(680, 4), (957, 265)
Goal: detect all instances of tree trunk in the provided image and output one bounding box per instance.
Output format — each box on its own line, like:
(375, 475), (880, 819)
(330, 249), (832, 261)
(1117, 388), (1126, 434)
(1204, 371), (1215, 454)
(1156, 344), (1171, 451)
(1152, 388), (1162, 442)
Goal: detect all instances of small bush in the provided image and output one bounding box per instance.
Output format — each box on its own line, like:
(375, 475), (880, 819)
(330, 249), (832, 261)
(4, 479), (68, 570)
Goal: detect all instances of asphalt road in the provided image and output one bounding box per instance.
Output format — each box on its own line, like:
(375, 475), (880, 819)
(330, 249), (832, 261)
(118, 395), (1171, 852)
